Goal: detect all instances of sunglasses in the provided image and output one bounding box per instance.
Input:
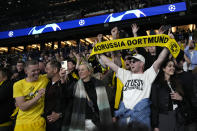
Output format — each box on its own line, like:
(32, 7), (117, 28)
(125, 57), (140, 63)
(125, 56), (132, 60)
(130, 59), (140, 64)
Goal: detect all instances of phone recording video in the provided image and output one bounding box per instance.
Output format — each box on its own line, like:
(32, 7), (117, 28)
(189, 35), (193, 40)
(61, 61), (67, 70)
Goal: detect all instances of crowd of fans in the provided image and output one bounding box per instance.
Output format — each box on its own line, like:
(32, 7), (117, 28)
(0, 24), (197, 131)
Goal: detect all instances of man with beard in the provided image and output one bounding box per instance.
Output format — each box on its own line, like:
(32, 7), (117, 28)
(44, 60), (63, 131)
(44, 60), (77, 131)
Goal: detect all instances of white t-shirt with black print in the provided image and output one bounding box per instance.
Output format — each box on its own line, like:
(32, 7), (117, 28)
(116, 66), (158, 110)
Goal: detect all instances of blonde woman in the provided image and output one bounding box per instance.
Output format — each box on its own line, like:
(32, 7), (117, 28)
(68, 62), (112, 131)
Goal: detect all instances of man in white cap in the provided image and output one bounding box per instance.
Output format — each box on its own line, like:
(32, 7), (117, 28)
(99, 47), (169, 128)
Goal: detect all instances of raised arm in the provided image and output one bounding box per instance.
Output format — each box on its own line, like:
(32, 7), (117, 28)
(153, 47), (169, 73)
(97, 27), (121, 71)
(184, 40), (193, 57)
(131, 23), (139, 37)
(153, 29), (175, 72)
(100, 54), (119, 73)
(111, 51), (122, 67)
(95, 34), (107, 68)
(110, 27), (122, 67)
(184, 53), (191, 65)
(73, 51), (81, 70)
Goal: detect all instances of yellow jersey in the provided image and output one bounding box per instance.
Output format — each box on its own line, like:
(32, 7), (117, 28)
(13, 75), (49, 125)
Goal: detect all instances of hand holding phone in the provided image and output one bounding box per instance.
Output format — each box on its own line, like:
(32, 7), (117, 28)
(189, 35), (193, 40)
(61, 61), (67, 70)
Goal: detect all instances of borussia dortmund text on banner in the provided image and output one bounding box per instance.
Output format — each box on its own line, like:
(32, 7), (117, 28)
(90, 34), (180, 58)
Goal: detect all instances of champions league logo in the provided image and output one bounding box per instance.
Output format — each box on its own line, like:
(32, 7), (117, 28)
(8, 31), (14, 37)
(28, 23), (61, 35)
(79, 19), (85, 26)
(168, 5), (176, 12)
(104, 10), (146, 23)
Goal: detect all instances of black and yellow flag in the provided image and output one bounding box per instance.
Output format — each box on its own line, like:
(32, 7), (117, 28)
(90, 34), (180, 58)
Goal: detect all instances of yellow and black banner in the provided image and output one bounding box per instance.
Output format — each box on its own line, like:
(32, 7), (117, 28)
(90, 34), (180, 58)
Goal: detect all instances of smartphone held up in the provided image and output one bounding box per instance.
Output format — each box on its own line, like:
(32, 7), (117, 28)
(61, 61), (67, 71)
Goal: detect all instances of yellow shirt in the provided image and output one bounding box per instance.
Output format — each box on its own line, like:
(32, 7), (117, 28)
(13, 75), (49, 125)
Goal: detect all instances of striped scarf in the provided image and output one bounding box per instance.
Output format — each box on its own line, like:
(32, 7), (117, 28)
(68, 78), (112, 131)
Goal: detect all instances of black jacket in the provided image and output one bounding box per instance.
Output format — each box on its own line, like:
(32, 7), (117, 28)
(44, 79), (64, 130)
(150, 81), (183, 128)
(176, 71), (197, 123)
(61, 75), (78, 127)
(44, 76), (77, 129)
(44, 80), (63, 119)
(0, 80), (15, 124)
